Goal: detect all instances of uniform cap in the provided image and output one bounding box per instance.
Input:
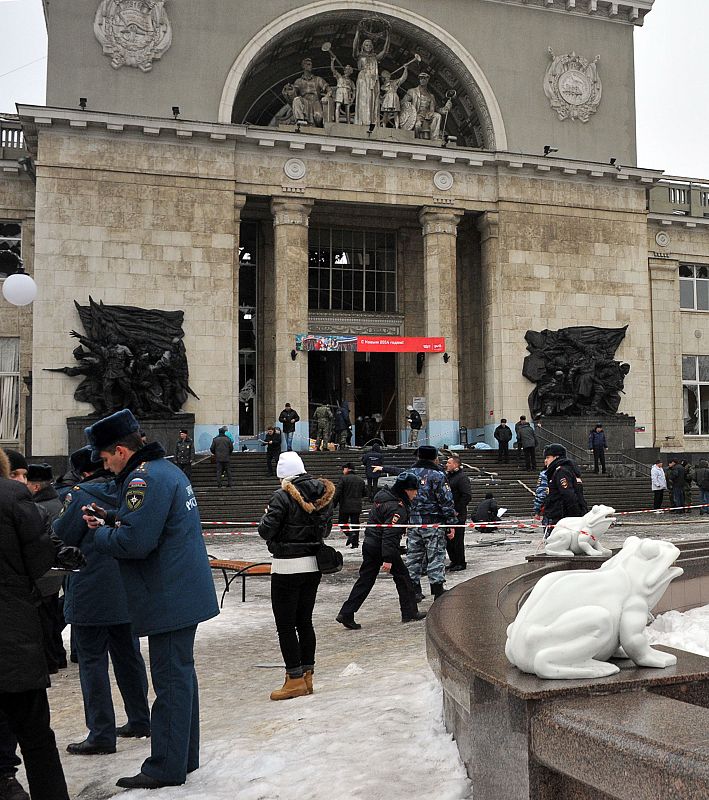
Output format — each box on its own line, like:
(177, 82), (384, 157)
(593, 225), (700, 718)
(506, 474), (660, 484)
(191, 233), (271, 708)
(543, 443), (566, 458)
(417, 445), (438, 460)
(395, 471), (419, 491)
(70, 445), (102, 474)
(27, 463), (53, 482)
(84, 409), (140, 460)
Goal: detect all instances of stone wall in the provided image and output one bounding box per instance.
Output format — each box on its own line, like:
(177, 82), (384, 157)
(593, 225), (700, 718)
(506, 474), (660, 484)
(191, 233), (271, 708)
(31, 130), (238, 455)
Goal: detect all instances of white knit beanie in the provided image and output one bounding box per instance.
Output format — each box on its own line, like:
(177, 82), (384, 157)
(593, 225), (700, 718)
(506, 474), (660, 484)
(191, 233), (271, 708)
(277, 451), (306, 479)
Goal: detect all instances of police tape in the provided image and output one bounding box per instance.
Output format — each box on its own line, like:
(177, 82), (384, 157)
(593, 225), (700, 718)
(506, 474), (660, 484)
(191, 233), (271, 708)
(200, 502), (709, 534)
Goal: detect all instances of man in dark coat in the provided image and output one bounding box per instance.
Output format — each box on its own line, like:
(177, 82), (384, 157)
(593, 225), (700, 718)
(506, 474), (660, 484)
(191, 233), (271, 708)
(333, 463), (366, 548)
(210, 426), (234, 487)
(445, 455), (471, 571)
(333, 404), (351, 449)
(174, 429), (194, 479)
(361, 442), (385, 500)
(278, 403), (300, 452)
(473, 492), (499, 532)
(85, 410), (219, 790)
(262, 426), (283, 477)
(515, 417), (539, 471)
(53, 450), (150, 757)
(588, 424), (608, 475)
(337, 472), (426, 629)
(667, 457), (687, 514)
(27, 463), (66, 675)
(543, 444), (585, 525)
(0, 447), (71, 800)
(493, 418), (513, 463)
(406, 406), (422, 447)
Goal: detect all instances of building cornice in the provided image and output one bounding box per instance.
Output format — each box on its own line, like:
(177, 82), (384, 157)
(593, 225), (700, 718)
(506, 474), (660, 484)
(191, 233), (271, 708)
(16, 105), (664, 187)
(649, 213), (709, 229)
(480, 0), (654, 25)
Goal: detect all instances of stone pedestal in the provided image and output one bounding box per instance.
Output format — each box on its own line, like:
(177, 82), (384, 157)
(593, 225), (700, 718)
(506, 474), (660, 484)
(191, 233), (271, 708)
(270, 198), (313, 451)
(420, 206), (463, 446)
(67, 413), (195, 457)
(539, 415), (637, 455)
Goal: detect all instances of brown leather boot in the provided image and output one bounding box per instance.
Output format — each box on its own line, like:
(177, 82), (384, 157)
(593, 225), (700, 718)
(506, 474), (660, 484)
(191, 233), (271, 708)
(303, 670), (314, 694)
(270, 674), (308, 701)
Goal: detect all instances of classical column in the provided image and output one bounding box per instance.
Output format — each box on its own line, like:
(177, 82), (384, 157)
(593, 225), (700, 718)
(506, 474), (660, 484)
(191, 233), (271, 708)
(649, 256), (684, 449)
(419, 206), (463, 446)
(270, 197), (313, 450)
(476, 211), (501, 440)
(231, 194), (246, 434)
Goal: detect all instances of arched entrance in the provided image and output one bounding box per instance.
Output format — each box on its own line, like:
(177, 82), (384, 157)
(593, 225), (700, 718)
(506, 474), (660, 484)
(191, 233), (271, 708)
(218, 2), (506, 150)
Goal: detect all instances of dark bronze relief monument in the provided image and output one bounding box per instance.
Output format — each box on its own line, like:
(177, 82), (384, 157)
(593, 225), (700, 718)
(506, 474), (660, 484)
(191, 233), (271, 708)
(523, 325), (630, 419)
(48, 298), (197, 452)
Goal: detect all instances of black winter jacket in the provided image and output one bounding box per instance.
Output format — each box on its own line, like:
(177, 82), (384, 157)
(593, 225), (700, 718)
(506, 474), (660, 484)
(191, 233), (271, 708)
(545, 457), (585, 524)
(494, 424), (512, 444)
(33, 485), (65, 597)
(446, 468), (472, 521)
(258, 474), (335, 558)
(0, 475), (55, 693)
(333, 473), (366, 514)
(361, 448), (384, 479)
(278, 408), (300, 433)
(473, 497), (499, 523)
(210, 433), (233, 462)
(174, 438), (194, 465)
(365, 487), (412, 561)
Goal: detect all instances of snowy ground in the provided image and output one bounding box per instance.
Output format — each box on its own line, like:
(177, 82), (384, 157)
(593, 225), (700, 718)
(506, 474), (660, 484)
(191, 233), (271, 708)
(22, 516), (709, 800)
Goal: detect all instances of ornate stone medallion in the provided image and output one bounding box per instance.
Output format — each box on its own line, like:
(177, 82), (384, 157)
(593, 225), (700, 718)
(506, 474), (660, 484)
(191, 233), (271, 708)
(94, 0), (172, 72)
(433, 170), (454, 192)
(655, 231), (671, 248)
(284, 158), (306, 180)
(544, 48), (602, 123)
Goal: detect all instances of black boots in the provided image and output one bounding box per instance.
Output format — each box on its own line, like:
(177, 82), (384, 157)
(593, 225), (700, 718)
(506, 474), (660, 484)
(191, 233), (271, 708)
(402, 610), (427, 623)
(430, 583), (447, 599)
(336, 613), (362, 630)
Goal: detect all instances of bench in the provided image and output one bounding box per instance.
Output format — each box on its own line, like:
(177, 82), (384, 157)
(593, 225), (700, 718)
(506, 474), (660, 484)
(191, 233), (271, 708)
(208, 557), (271, 606)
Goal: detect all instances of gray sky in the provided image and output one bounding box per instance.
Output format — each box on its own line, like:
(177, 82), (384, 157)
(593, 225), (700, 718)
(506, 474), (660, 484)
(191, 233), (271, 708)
(0, 0), (706, 178)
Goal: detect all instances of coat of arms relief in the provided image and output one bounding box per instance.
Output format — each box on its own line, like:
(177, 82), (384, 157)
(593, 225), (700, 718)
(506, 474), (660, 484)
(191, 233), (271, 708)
(94, 0), (172, 72)
(544, 48), (602, 123)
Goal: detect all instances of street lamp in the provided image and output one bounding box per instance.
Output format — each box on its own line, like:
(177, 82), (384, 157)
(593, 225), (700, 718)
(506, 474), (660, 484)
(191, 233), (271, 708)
(2, 258), (37, 306)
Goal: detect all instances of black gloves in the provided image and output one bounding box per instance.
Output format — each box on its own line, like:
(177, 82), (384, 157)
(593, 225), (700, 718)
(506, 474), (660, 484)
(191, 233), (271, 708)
(55, 546), (87, 570)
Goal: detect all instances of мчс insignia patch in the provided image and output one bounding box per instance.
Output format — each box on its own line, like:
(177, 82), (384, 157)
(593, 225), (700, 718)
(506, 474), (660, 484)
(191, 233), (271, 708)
(560, 477), (569, 489)
(126, 490), (145, 512)
(128, 477), (147, 489)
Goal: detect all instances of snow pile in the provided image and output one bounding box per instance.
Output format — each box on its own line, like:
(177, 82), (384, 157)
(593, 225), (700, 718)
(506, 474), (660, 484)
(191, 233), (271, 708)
(648, 605), (709, 657)
(339, 662), (365, 677)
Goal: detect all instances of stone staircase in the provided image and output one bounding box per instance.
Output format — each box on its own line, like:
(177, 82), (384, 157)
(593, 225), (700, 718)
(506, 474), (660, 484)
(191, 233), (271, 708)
(191, 448), (655, 524)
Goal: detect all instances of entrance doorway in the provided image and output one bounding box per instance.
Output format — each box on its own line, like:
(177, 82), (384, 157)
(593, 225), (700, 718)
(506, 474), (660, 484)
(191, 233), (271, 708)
(307, 351), (398, 446)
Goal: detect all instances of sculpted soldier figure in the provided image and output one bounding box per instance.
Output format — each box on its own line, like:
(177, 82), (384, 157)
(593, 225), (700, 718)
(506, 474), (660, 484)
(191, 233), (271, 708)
(293, 58), (330, 126)
(400, 72), (452, 140)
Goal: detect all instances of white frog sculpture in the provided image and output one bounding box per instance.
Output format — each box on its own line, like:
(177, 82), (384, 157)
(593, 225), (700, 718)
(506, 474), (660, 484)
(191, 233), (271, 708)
(505, 536), (683, 679)
(544, 504), (615, 558)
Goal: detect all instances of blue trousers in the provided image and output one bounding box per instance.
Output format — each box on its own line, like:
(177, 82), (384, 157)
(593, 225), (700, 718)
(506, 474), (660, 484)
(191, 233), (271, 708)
(74, 623), (150, 747)
(142, 626), (199, 784)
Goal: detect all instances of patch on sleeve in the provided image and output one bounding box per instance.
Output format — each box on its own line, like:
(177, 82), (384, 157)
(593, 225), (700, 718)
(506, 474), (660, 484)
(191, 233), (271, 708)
(560, 477), (570, 489)
(391, 513), (401, 524)
(128, 477), (147, 489)
(126, 489), (145, 512)
(59, 492), (72, 516)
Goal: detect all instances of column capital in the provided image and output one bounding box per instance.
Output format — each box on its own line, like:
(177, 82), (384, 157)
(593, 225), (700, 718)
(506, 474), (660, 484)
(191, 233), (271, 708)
(476, 210), (499, 243)
(270, 197), (314, 227)
(419, 206), (464, 237)
(234, 193), (247, 217)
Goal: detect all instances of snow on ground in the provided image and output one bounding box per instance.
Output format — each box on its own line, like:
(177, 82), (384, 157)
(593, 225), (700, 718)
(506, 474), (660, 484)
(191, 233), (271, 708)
(648, 604), (709, 657)
(21, 520), (709, 799)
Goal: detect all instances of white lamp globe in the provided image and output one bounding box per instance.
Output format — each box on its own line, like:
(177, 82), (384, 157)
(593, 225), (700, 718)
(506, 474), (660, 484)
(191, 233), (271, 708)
(2, 273), (38, 306)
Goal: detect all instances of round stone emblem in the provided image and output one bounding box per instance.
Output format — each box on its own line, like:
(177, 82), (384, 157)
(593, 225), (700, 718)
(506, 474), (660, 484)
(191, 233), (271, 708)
(433, 170), (454, 192)
(655, 231), (670, 248)
(284, 158), (306, 180)
(558, 70), (592, 106)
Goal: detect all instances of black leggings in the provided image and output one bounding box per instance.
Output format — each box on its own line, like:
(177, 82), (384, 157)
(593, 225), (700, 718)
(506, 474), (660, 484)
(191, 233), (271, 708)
(270, 572), (322, 677)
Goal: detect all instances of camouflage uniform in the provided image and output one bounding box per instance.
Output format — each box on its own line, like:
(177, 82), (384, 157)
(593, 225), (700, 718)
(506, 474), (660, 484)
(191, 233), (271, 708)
(405, 461), (457, 592)
(313, 405), (333, 451)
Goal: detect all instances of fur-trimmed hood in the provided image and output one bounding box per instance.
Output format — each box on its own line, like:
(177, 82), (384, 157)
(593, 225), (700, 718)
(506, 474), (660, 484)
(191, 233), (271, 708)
(282, 474), (336, 513)
(0, 448), (11, 479)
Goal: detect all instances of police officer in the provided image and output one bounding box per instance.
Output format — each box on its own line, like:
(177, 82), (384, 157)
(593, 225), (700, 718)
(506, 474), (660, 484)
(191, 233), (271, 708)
(84, 410), (219, 790)
(543, 444), (585, 525)
(53, 447), (150, 757)
(174, 429), (194, 479)
(336, 472), (426, 629)
(405, 445), (457, 600)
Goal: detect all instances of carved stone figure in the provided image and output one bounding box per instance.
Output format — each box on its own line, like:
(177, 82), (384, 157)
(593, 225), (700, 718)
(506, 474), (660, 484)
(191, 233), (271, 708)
(353, 19), (390, 127)
(380, 66), (408, 128)
(46, 297), (197, 416)
(544, 48), (602, 123)
(523, 326), (630, 418)
(293, 58), (330, 127)
(94, 0), (172, 72)
(544, 505), (615, 558)
(400, 73), (452, 140)
(506, 536), (683, 679)
(269, 84), (298, 127)
(330, 58), (356, 124)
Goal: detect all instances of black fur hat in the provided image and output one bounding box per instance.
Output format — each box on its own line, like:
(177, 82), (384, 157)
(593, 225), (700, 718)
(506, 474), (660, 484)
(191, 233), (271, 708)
(27, 463), (53, 482)
(417, 445), (438, 461)
(70, 445), (103, 475)
(85, 409), (140, 459)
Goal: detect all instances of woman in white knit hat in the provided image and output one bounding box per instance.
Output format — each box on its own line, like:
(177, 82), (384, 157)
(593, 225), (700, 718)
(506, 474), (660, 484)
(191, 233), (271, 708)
(258, 452), (335, 700)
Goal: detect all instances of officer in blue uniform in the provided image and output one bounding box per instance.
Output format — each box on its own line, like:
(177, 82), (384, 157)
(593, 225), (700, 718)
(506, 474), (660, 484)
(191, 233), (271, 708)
(53, 447), (150, 756)
(85, 410), (219, 790)
(405, 445), (457, 599)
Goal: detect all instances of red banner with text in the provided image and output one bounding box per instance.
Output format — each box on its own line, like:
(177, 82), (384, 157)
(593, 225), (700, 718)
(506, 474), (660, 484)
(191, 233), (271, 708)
(357, 336), (445, 353)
